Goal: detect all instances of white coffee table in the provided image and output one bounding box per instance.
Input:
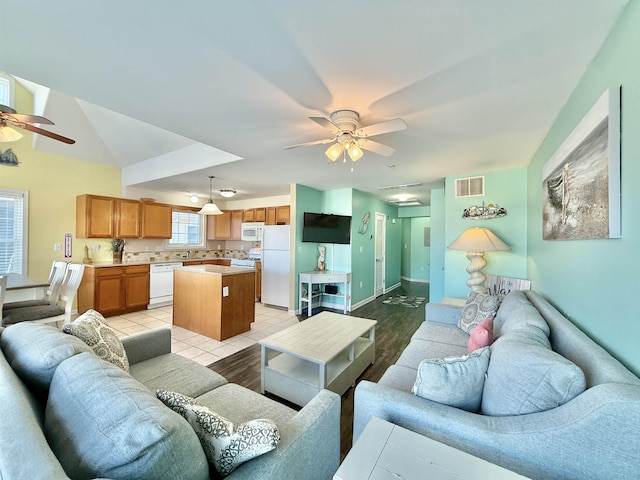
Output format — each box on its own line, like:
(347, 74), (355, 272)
(259, 311), (376, 406)
(335, 417), (528, 480)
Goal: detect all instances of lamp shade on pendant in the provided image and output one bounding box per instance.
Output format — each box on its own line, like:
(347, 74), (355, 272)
(198, 201), (223, 215)
(325, 143), (343, 162)
(347, 142), (363, 161)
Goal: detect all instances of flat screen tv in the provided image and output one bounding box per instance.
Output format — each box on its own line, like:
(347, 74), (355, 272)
(302, 212), (352, 245)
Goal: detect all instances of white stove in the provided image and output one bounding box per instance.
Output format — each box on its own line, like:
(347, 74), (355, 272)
(230, 258), (256, 268)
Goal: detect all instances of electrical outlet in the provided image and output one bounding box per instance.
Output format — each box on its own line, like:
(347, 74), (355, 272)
(144, 245), (150, 252)
(54, 243), (62, 252)
(359, 246), (363, 253)
(359, 281), (363, 288)
(218, 245), (221, 250)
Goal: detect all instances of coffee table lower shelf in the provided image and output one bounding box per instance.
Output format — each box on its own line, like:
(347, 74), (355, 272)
(263, 337), (374, 406)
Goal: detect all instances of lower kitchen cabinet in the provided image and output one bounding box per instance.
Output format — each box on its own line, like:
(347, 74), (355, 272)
(78, 264), (150, 317)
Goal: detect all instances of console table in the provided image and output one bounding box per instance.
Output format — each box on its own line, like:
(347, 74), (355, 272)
(335, 417), (527, 480)
(299, 270), (351, 317)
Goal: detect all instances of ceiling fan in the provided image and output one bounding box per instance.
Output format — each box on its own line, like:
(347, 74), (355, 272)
(0, 104), (76, 144)
(284, 110), (406, 162)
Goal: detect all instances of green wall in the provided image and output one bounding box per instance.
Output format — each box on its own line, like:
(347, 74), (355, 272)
(429, 189), (445, 302)
(444, 168), (528, 299)
(526, 1), (640, 374)
(401, 217), (430, 282)
(293, 185), (402, 311)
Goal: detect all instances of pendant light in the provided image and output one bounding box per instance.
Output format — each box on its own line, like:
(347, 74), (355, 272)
(198, 176), (223, 215)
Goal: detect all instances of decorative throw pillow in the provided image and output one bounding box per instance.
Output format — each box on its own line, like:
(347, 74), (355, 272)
(458, 292), (500, 334)
(411, 347), (490, 412)
(62, 309), (129, 372)
(467, 317), (494, 353)
(157, 389), (280, 477)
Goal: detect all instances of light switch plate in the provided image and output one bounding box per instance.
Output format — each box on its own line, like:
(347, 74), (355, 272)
(223, 286), (229, 297)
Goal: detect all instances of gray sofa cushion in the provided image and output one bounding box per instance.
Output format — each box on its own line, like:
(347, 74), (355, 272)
(482, 335), (586, 416)
(494, 290), (550, 340)
(411, 321), (469, 348)
(396, 338), (468, 369)
(0, 322), (91, 394)
(412, 347), (490, 412)
(379, 364), (420, 392)
(45, 352), (209, 480)
(129, 352), (228, 398)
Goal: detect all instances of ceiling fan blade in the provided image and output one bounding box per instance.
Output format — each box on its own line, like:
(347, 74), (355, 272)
(358, 138), (396, 157)
(20, 123), (76, 144)
(0, 104), (17, 114)
(356, 118), (407, 137)
(283, 138), (335, 150)
(5, 113), (55, 125)
(309, 116), (341, 134)
(3, 113), (55, 125)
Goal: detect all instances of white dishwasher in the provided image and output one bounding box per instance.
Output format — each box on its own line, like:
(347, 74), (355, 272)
(148, 262), (183, 308)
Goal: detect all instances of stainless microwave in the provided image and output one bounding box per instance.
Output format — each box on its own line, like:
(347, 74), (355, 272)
(241, 222), (264, 241)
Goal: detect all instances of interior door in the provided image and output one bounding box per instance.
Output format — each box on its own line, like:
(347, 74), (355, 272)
(375, 212), (386, 297)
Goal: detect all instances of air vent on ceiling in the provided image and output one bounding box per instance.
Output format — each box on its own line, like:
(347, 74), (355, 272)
(455, 176), (484, 198)
(378, 182), (423, 191)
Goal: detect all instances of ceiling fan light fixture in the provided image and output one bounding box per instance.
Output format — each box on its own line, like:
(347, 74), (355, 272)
(190, 193), (199, 203)
(325, 143), (343, 162)
(220, 189), (236, 198)
(198, 176), (223, 215)
(347, 142), (363, 161)
(0, 125), (23, 142)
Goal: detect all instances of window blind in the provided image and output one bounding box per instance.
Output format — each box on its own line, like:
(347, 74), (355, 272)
(0, 189), (27, 274)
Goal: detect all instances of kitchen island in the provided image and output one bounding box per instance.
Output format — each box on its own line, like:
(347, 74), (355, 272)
(173, 265), (256, 341)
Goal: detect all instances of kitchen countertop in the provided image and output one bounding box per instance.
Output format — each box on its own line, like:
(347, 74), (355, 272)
(85, 258), (259, 268)
(177, 265), (256, 276)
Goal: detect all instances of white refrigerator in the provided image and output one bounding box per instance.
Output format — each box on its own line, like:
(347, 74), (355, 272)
(261, 225), (290, 308)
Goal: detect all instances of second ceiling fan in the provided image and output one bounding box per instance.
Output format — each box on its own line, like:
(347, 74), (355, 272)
(284, 110), (406, 162)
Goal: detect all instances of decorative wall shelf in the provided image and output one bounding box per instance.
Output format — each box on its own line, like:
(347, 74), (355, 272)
(462, 202), (507, 220)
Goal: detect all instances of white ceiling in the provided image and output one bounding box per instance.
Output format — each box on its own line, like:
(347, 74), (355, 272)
(0, 0), (628, 206)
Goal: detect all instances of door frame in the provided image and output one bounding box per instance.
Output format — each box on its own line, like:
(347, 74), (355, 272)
(374, 212), (386, 297)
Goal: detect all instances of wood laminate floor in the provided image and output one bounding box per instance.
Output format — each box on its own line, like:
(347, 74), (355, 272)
(208, 280), (429, 461)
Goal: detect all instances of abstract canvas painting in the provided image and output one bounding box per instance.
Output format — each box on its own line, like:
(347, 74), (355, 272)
(542, 88), (621, 240)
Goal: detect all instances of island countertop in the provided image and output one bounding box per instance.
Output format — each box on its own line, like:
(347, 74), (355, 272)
(177, 265), (256, 275)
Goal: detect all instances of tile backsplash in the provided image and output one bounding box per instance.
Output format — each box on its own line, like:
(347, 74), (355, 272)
(123, 248), (258, 263)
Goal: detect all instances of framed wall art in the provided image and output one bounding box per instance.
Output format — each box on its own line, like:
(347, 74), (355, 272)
(542, 87), (621, 240)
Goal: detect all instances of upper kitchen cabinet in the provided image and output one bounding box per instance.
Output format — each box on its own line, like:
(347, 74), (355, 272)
(115, 198), (142, 238)
(266, 205), (291, 225)
(141, 201), (172, 238)
(76, 194), (116, 238)
(207, 209), (242, 240)
(243, 207), (266, 223)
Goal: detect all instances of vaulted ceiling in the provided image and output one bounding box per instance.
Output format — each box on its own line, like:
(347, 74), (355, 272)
(0, 0), (628, 206)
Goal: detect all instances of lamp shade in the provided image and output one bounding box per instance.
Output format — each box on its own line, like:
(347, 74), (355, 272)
(219, 189), (236, 198)
(198, 201), (223, 215)
(448, 227), (510, 253)
(325, 143), (343, 162)
(0, 126), (23, 142)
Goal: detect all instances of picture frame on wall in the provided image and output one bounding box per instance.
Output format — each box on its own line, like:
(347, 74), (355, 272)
(542, 87), (621, 240)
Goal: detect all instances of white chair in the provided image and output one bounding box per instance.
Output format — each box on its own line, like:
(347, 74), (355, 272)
(2, 264), (85, 327)
(3, 261), (69, 311)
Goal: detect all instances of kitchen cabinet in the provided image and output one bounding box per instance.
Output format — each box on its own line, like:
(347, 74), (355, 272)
(256, 261), (262, 301)
(141, 202), (172, 238)
(78, 264), (150, 317)
(243, 207), (266, 223)
(207, 210), (242, 240)
(115, 198), (142, 238)
(207, 210), (231, 239)
(266, 205), (291, 225)
(76, 194), (116, 238)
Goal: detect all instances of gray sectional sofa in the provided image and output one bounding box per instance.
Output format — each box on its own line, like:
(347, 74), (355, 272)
(0, 323), (341, 480)
(353, 290), (640, 479)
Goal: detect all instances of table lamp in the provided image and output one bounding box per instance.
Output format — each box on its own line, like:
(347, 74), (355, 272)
(447, 227), (510, 294)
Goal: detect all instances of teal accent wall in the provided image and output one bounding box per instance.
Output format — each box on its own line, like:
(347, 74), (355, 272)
(401, 217), (430, 282)
(429, 189), (445, 302)
(526, 1), (640, 374)
(444, 168), (528, 299)
(293, 185), (402, 311)
(399, 206), (431, 218)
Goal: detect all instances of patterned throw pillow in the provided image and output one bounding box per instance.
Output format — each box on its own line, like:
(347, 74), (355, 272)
(156, 389), (280, 477)
(458, 292), (500, 334)
(411, 347), (490, 412)
(62, 309), (129, 372)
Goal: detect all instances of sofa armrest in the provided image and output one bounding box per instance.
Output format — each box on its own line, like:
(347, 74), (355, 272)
(354, 380), (640, 479)
(228, 389), (341, 480)
(425, 302), (463, 325)
(121, 328), (172, 365)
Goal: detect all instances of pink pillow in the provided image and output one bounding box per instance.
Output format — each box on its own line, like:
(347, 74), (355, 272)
(467, 317), (494, 353)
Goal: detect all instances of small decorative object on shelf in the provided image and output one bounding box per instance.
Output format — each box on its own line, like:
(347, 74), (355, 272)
(111, 238), (125, 263)
(462, 202), (507, 220)
(317, 245), (326, 271)
(82, 245), (93, 264)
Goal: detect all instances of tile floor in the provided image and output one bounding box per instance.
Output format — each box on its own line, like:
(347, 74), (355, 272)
(103, 303), (299, 366)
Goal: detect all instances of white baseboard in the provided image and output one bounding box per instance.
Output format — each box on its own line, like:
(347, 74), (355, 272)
(400, 276), (430, 284)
